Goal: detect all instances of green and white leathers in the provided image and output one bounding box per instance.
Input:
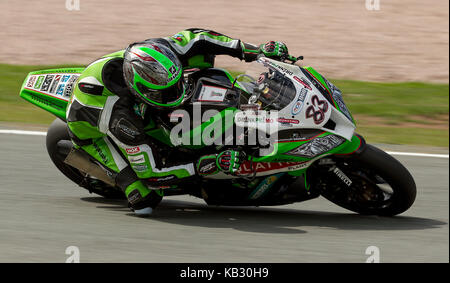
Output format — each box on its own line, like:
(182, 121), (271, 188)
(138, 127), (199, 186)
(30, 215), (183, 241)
(66, 28), (282, 212)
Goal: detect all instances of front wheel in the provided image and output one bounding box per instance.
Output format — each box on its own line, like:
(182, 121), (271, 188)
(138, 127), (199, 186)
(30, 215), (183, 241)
(309, 144), (416, 216)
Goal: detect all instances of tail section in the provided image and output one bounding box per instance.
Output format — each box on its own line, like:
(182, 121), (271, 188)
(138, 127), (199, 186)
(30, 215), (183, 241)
(20, 68), (84, 121)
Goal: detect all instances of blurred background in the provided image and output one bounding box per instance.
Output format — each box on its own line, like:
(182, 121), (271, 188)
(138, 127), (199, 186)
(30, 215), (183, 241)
(0, 0), (448, 146)
(0, 0), (448, 263)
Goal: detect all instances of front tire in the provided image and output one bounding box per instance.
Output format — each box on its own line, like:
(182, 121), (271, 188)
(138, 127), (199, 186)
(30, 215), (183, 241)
(310, 144), (416, 216)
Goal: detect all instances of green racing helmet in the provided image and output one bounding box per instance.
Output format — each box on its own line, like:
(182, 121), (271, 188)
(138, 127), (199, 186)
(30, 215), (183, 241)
(123, 41), (185, 108)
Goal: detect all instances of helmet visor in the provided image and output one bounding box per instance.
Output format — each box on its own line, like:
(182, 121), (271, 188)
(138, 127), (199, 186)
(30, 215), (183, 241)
(136, 78), (185, 107)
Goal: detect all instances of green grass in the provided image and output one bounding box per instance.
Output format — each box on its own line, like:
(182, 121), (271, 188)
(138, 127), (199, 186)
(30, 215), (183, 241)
(0, 63), (84, 124)
(0, 64), (448, 147)
(355, 124), (448, 147)
(333, 79), (449, 123)
(331, 79), (449, 147)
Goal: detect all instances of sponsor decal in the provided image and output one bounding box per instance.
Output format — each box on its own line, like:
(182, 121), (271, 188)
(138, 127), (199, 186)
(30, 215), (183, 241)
(128, 154), (145, 164)
(64, 75), (79, 97)
(23, 73), (80, 102)
(34, 76), (45, 89)
(148, 175), (176, 183)
(61, 75), (71, 83)
(128, 191), (140, 204)
(211, 91), (223, 97)
(49, 75), (62, 93)
(207, 31), (223, 36)
(333, 92), (351, 120)
(237, 161), (307, 175)
(132, 164), (148, 172)
(169, 112), (184, 122)
(235, 116), (274, 124)
(276, 137), (309, 143)
(287, 162), (311, 171)
(199, 161), (217, 175)
(118, 123), (139, 138)
(262, 58), (294, 76)
(79, 82), (104, 96)
(249, 173), (283, 200)
(274, 65), (293, 76)
(277, 118), (299, 124)
(27, 76), (37, 88)
(291, 88), (308, 115)
(169, 65), (176, 75)
(40, 75), (55, 92)
(293, 76), (312, 90)
(79, 83), (93, 89)
(172, 33), (184, 42)
(325, 79), (353, 122)
(333, 167), (352, 187)
(93, 142), (109, 164)
(286, 135), (345, 158)
(168, 65), (180, 80)
(56, 84), (65, 96)
(155, 185), (172, 189)
(240, 103), (261, 112)
(198, 85), (227, 102)
(126, 146), (140, 154)
(191, 29), (209, 34)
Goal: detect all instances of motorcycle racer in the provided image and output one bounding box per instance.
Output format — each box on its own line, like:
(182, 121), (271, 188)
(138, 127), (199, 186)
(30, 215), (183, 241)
(66, 28), (291, 215)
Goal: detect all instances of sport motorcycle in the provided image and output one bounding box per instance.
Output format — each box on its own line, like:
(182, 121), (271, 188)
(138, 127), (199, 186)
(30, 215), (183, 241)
(19, 55), (416, 216)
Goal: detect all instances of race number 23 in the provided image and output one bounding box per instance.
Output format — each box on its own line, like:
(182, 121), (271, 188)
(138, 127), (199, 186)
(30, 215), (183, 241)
(305, 95), (328, 124)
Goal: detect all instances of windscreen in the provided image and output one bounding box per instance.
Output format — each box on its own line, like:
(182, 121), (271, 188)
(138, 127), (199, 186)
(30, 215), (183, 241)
(238, 59), (297, 111)
(256, 71), (297, 110)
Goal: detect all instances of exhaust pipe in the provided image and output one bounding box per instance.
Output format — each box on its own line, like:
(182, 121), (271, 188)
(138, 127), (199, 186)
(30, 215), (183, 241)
(64, 148), (116, 187)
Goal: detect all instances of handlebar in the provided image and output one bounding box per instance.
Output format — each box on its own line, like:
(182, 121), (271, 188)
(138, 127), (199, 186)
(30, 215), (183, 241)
(256, 53), (304, 64)
(284, 55), (304, 64)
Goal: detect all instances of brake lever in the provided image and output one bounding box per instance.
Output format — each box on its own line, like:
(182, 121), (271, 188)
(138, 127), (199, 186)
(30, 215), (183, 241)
(286, 55), (304, 65)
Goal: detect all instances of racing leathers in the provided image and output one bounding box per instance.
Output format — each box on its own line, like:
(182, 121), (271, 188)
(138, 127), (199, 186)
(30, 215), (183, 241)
(66, 28), (285, 213)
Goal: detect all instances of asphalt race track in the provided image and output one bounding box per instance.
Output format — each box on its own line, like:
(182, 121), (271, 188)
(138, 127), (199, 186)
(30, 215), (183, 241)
(0, 133), (448, 262)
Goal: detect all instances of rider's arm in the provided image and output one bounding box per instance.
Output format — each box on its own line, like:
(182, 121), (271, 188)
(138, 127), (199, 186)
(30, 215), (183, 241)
(157, 28), (260, 67)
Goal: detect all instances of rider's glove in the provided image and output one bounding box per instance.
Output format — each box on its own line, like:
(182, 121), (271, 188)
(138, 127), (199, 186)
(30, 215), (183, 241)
(259, 41), (289, 60)
(196, 150), (247, 176)
(216, 150), (246, 174)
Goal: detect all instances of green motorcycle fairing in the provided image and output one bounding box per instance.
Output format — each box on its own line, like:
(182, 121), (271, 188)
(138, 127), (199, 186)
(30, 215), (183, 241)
(19, 66), (363, 179)
(19, 68), (83, 120)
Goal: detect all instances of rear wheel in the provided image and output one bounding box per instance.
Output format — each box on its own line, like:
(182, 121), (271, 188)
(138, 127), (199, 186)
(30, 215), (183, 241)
(46, 118), (125, 199)
(309, 144), (416, 216)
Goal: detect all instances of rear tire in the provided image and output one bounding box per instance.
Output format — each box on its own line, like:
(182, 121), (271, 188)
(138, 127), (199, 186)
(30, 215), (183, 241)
(46, 118), (125, 199)
(311, 144), (416, 216)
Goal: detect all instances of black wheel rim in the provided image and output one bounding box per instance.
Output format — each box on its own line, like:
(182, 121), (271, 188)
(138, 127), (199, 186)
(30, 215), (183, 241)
(311, 157), (396, 212)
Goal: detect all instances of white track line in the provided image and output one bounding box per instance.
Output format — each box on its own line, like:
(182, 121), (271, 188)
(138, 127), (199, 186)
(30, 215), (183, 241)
(0, 129), (448, 158)
(0, 129), (46, 136)
(385, 151), (448, 159)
